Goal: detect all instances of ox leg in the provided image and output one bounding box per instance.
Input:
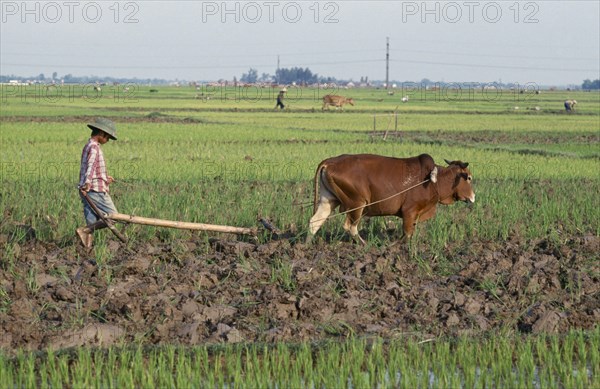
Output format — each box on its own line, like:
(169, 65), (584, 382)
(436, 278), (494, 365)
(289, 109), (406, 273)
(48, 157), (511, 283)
(417, 207), (437, 223)
(403, 207), (437, 241)
(401, 214), (417, 241)
(307, 198), (337, 243)
(344, 208), (366, 244)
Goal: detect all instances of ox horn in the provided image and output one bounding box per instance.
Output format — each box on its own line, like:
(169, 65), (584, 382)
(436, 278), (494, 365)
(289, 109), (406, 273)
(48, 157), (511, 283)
(444, 159), (469, 169)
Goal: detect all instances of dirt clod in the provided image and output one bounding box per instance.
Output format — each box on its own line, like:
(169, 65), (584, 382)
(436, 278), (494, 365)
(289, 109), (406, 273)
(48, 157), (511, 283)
(0, 233), (598, 351)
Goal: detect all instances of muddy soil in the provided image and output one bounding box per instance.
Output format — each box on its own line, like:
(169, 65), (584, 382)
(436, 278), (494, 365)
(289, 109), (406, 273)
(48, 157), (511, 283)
(1, 230), (598, 352)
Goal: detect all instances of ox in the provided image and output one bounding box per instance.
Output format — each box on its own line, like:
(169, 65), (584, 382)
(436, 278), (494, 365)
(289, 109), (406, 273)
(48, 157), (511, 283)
(322, 94), (355, 110)
(307, 154), (475, 244)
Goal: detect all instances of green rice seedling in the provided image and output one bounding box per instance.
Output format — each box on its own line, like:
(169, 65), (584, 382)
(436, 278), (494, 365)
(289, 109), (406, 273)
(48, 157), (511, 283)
(72, 348), (92, 388)
(272, 342), (294, 385)
(346, 339), (368, 388)
(0, 242), (18, 275)
(14, 349), (36, 389)
(269, 256), (296, 292)
(314, 341), (342, 387)
(367, 338), (387, 388)
(193, 346), (212, 387)
(244, 345), (261, 387)
(91, 349), (105, 388)
(454, 337), (477, 388)
(174, 347), (192, 388)
(0, 285), (11, 313)
(591, 329), (600, 388)
(559, 333), (576, 386)
(2, 331), (600, 387)
(55, 353), (70, 388)
(224, 346), (241, 386)
(116, 348), (136, 388)
(0, 353), (14, 389)
(296, 341), (314, 385)
(515, 338), (536, 388)
(25, 266), (40, 296)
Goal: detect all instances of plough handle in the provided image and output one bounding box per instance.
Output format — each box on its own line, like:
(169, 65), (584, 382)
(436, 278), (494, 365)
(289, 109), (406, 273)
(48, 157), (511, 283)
(80, 190), (128, 243)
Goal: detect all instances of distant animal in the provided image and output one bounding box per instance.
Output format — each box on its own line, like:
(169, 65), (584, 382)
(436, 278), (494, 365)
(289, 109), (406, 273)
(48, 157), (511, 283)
(307, 154), (475, 244)
(401, 96), (409, 103)
(564, 100), (577, 112)
(322, 94), (355, 110)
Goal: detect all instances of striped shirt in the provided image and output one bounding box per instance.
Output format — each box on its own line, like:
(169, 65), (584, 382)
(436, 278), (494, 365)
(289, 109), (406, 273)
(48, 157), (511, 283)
(78, 139), (110, 192)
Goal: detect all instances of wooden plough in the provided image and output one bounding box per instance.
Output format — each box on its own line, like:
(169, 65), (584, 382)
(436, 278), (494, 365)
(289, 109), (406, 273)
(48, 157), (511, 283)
(107, 213), (257, 237)
(80, 191), (260, 244)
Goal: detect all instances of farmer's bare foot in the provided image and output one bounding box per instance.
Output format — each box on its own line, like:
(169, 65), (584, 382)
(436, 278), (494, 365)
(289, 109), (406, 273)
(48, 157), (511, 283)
(76, 227), (92, 249)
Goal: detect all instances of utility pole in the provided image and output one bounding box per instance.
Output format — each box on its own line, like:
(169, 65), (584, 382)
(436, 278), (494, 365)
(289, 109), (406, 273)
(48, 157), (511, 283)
(276, 55), (280, 84)
(385, 37), (390, 90)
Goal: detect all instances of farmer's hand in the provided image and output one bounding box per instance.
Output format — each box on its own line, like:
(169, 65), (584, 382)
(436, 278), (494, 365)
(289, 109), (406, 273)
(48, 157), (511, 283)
(107, 176), (115, 184)
(80, 183), (91, 193)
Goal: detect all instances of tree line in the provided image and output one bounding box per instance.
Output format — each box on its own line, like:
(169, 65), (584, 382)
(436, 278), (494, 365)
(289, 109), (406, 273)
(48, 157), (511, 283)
(240, 67), (338, 85)
(581, 79), (600, 90)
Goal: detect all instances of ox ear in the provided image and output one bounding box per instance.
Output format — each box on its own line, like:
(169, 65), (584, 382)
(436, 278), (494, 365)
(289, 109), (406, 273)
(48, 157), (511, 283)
(459, 162), (469, 169)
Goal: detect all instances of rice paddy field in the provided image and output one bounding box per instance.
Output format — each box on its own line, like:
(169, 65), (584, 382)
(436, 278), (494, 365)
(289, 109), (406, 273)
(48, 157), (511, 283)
(1, 84), (599, 386)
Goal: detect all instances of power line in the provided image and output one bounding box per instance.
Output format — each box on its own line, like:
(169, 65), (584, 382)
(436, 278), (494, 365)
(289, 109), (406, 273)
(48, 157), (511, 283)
(0, 63), (274, 70)
(385, 37), (390, 89)
(390, 48), (598, 62)
(3, 57), (596, 73)
(390, 59), (598, 72)
(1, 48), (385, 60)
(1, 59), (384, 70)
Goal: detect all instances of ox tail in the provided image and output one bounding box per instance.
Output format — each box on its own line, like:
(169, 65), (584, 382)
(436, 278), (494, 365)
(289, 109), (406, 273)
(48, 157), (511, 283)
(313, 162), (327, 214)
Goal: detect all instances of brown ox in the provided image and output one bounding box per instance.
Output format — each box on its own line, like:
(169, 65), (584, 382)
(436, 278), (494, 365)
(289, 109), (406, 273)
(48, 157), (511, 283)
(307, 154), (475, 243)
(322, 94), (355, 110)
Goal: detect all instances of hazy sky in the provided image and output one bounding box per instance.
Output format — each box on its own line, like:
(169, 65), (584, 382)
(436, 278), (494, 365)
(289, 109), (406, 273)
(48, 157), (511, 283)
(1, 0), (599, 85)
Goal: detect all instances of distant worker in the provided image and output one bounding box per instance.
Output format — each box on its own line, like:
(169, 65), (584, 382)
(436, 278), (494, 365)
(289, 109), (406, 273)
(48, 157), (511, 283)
(76, 118), (119, 249)
(275, 87), (286, 110)
(564, 99), (577, 112)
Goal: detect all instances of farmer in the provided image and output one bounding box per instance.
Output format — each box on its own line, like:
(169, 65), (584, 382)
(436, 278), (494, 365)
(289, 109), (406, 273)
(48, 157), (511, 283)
(76, 118), (119, 249)
(274, 87), (286, 110)
(564, 99), (577, 112)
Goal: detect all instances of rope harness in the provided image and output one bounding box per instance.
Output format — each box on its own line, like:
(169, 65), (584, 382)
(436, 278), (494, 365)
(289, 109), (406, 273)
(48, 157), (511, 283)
(310, 177), (436, 224)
